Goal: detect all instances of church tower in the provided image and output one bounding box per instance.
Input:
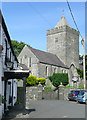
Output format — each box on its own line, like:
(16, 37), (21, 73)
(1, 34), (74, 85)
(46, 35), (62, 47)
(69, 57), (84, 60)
(47, 16), (79, 69)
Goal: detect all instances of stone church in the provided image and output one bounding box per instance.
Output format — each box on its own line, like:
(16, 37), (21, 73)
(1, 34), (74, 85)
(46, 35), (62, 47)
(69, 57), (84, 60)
(18, 16), (79, 86)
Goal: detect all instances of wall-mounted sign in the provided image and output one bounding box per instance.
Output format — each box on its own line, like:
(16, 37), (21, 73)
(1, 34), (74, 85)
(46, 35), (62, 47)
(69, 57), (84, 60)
(72, 76), (79, 82)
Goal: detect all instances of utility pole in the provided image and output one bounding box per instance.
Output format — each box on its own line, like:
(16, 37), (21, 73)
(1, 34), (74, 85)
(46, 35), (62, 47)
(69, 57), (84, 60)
(81, 38), (86, 90)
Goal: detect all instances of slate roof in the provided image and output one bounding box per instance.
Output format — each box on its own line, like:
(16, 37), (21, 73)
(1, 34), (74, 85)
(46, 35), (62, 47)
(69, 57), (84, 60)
(18, 63), (29, 70)
(55, 16), (70, 28)
(29, 47), (68, 69)
(0, 10), (18, 63)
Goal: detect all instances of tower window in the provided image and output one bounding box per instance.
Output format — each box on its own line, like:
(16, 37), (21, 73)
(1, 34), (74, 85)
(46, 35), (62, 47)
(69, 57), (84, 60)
(55, 38), (58, 42)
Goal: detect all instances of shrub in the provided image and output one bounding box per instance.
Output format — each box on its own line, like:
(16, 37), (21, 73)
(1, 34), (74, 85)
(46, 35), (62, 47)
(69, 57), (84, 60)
(37, 78), (46, 86)
(43, 86), (53, 93)
(78, 84), (83, 89)
(17, 79), (21, 81)
(26, 75), (37, 86)
(26, 75), (46, 86)
(48, 73), (69, 87)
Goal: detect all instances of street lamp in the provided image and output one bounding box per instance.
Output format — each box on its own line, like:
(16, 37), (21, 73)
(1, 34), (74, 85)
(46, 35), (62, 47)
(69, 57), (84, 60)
(81, 38), (86, 90)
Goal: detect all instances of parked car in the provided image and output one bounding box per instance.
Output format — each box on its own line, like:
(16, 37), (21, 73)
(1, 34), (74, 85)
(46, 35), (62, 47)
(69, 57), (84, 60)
(77, 90), (87, 104)
(68, 90), (80, 101)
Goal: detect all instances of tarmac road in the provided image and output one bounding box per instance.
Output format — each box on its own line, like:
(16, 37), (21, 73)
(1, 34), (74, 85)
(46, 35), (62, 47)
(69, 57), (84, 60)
(29, 100), (85, 118)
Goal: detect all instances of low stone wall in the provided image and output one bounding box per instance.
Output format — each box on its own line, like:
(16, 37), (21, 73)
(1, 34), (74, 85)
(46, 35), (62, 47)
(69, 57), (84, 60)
(17, 85), (43, 109)
(26, 86), (43, 109)
(42, 91), (58, 100)
(26, 86), (43, 101)
(17, 85), (85, 105)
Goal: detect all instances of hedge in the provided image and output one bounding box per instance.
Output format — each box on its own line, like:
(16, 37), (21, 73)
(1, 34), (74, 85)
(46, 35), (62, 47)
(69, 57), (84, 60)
(48, 73), (69, 87)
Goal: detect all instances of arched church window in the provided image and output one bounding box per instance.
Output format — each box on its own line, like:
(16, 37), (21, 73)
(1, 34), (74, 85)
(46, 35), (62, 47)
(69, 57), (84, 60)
(29, 57), (31, 67)
(46, 66), (48, 76)
(62, 69), (64, 73)
(54, 68), (56, 73)
(65, 70), (67, 73)
(20, 58), (22, 64)
(25, 55), (27, 59)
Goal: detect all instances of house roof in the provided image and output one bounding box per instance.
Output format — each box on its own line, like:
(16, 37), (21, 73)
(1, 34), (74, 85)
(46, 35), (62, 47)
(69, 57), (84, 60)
(29, 47), (68, 69)
(55, 16), (70, 28)
(18, 63), (29, 70)
(0, 10), (18, 63)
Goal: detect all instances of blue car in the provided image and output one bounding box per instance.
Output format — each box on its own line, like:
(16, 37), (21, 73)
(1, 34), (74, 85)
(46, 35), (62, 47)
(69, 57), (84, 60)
(68, 90), (80, 101)
(77, 90), (87, 104)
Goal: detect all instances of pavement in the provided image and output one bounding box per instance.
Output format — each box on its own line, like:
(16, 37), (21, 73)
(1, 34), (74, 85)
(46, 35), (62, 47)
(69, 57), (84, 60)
(2, 104), (30, 120)
(1, 100), (86, 119)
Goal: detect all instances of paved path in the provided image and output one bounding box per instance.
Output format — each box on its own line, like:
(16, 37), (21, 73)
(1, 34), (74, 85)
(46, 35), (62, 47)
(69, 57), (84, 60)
(2, 104), (30, 120)
(29, 100), (85, 118)
(2, 100), (86, 119)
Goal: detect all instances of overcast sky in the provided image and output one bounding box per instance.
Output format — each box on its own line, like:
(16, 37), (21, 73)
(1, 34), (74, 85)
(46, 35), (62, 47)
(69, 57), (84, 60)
(1, 2), (85, 55)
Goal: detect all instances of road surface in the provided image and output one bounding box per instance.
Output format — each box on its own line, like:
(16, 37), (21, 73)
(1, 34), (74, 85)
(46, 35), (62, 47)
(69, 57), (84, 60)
(29, 100), (85, 118)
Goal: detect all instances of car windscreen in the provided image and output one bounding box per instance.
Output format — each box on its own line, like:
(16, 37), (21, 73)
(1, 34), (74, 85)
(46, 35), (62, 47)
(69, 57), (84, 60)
(74, 91), (80, 95)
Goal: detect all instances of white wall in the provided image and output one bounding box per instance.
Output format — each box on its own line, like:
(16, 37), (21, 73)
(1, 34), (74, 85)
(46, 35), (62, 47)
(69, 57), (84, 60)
(0, 21), (18, 118)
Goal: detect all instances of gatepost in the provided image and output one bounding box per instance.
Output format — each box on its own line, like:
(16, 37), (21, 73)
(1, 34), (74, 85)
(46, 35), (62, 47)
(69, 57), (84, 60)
(38, 83), (43, 100)
(58, 82), (65, 100)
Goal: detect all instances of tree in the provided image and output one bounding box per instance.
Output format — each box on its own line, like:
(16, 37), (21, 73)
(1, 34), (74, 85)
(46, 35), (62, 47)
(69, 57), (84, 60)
(48, 73), (69, 87)
(11, 40), (30, 57)
(78, 54), (87, 80)
(79, 55), (83, 65)
(76, 68), (83, 78)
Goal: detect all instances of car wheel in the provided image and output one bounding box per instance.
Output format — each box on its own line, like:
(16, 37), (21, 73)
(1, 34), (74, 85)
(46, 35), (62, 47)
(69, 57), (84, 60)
(77, 100), (79, 104)
(85, 99), (87, 105)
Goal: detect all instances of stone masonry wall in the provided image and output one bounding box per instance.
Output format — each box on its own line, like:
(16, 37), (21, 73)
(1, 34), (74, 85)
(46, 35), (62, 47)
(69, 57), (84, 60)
(26, 86), (43, 101)
(47, 25), (79, 68)
(17, 45), (39, 77)
(17, 86), (43, 109)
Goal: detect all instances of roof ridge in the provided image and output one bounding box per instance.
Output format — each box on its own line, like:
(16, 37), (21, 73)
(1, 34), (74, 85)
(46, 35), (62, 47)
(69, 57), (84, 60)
(55, 16), (70, 28)
(29, 46), (57, 56)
